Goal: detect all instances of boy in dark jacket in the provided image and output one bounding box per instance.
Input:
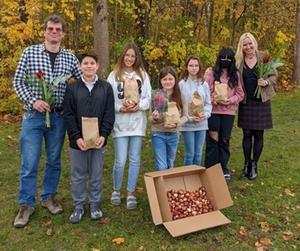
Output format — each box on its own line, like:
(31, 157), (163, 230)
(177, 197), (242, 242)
(63, 52), (115, 223)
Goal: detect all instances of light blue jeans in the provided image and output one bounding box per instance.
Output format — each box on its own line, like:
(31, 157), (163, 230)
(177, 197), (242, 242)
(113, 136), (143, 192)
(181, 130), (206, 166)
(18, 111), (66, 208)
(151, 131), (179, 171)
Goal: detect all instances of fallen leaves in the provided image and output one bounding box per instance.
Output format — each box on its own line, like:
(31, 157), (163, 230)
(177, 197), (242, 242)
(284, 188), (295, 197)
(254, 237), (272, 250)
(259, 237), (272, 245)
(259, 222), (270, 232)
(112, 237), (124, 245)
(46, 229), (54, 236)
(237, 226), (247, 241)
(283, 230), (293, 241)
(245, 214), (253, 221)
(100, 218), (111, 225)
(41, 219), (52, 227)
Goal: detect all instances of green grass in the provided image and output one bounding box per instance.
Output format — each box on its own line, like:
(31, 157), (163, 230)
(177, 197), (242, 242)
(1, 91), (300, 250)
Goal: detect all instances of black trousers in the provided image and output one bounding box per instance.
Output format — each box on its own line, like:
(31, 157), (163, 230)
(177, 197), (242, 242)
(204, 114), (235, 175)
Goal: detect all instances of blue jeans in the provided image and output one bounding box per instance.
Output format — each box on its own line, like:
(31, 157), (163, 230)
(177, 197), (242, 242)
(18, 111), (66, 208)
(151, 131), (179, 171)
(181, 130), (206, 166)
(113, 136), (143, 192)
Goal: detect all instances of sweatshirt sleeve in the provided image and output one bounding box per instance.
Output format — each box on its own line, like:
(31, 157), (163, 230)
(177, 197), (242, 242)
(63, 83), (82, 142)
(204, 67), (215, 103)
(107, 72), (122, 113)
(100, 83), (115, 139)
(179, 92), (188, 126)
(203, 82), (212, 119)
(139, 73), (152, 111)
(228, 71), (244, 104)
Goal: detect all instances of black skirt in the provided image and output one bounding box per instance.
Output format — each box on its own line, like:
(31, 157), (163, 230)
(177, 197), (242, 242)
(238, 98), (273, 130)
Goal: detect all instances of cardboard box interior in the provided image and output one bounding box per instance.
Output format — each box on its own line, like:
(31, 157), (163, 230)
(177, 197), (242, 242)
(144, 164), (233, 237)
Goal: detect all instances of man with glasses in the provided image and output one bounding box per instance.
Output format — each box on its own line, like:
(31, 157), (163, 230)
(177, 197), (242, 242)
(13, 15), (81, 228)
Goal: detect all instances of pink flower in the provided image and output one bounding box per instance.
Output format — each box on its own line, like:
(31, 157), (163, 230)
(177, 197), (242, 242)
(153, 92), (165, 109)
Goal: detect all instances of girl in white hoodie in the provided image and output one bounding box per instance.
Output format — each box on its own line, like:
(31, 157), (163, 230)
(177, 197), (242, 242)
(107, 43), (151, 210)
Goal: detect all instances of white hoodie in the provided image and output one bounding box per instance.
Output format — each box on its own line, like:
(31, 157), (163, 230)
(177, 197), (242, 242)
(179, 78), (212, 131)
(107, 70), (152, 138)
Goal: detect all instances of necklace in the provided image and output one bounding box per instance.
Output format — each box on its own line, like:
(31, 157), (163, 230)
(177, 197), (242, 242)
(245, 53), (255, 59)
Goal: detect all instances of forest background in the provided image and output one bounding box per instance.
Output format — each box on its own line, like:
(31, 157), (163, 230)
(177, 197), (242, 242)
(0, 0), (299, 116)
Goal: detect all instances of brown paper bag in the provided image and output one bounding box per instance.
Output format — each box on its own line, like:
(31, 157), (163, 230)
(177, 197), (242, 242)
(163, 102), (181, 124)
(189, 91), (204, 117)
(82, 117), (99, 149)
(124, 77), (139, 104)
(214, 81), (228, 103)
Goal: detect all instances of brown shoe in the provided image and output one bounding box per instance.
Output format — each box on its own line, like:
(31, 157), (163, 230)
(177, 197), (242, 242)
(14, 204), (34, 228)
(41, 194), (63, 214)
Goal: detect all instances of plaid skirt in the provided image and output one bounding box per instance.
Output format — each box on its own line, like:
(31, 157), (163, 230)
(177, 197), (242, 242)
(238, 98), (273, 130)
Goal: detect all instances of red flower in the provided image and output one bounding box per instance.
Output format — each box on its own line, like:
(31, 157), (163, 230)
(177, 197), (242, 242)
(36, 70), (44, 81)
(254, 55), (283, 98)
(153, 92), (165, 109)
(262, 55), (271, 63)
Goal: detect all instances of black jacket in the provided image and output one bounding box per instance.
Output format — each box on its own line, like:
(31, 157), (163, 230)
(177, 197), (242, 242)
(63, 78), (115, 150)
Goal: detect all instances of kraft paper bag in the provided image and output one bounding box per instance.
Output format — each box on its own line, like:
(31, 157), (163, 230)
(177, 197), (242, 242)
(82, 117), (99, 149)
(214, 81), (228, 103)
(124, 77), (140, 104)
(163, 102), (181, 124)
(189, 91), (204, 117)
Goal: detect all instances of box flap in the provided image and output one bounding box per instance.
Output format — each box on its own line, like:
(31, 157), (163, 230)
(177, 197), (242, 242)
(144, 176), (163, 224)
(144, 165), (206, 178)
(202, 164), (233, 210)
(163, 211), (231, 237)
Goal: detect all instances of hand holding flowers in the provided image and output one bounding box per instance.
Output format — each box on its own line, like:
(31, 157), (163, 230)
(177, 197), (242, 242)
(254, 55), (283, 98)
(25, 70), (71, 127)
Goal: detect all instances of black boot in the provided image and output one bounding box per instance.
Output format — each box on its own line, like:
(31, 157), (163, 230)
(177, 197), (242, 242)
(241, 160), (251, 177)
(248, 161), (257, 180)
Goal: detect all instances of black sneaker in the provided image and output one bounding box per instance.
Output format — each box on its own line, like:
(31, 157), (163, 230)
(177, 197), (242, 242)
(69, 208), (84, 224)
(224, 174), (232, 182)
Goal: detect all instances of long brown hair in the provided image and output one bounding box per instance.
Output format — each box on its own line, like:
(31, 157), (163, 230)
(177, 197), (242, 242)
(159, 66), (183, 110)
(180, 55), (202, 81)
(114, 43), (147, 83)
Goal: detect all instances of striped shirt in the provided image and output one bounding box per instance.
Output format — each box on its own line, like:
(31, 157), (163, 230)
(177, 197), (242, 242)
(13, 43), (81, 111)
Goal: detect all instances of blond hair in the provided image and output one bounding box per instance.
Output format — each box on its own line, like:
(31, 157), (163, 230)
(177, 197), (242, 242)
(235, 32), (258, 69)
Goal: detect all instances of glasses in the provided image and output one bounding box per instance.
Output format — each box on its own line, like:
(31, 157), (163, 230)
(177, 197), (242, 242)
(46, 27), (63, 33)
(125, 54), (137, 59)
(221, 57), (232, 61)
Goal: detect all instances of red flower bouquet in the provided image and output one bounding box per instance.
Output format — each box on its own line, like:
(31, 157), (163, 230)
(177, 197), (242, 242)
(254, 55), (283, 98)
(25, 70), (71, 127)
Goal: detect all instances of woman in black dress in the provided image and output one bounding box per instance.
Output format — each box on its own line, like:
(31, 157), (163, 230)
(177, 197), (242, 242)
(235, 32), (277, 180)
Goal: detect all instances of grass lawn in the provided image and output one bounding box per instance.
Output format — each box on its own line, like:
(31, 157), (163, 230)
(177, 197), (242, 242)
(0, 91), (300, 251)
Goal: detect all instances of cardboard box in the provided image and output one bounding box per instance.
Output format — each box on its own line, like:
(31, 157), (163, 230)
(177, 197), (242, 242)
(144, 164), (233, 237)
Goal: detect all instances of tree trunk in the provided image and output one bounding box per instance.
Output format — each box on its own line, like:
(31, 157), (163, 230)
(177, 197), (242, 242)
(93, 0), (109, 79)
(293, 0), (300, 84)
(230, 1), (238, 47)
(207, 1), (214, 47)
